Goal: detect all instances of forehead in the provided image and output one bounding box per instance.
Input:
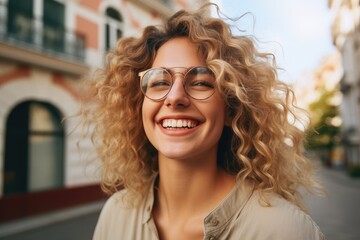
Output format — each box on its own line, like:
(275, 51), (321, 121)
(152, 37), (206, 68)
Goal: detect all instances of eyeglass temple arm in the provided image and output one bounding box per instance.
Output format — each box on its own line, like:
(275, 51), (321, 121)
(138, 71), (145, 78)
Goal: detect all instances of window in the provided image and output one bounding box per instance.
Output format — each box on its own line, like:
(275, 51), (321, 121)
(43, 0), (65, 53)
(4, 0), (84, 60)
(7, 0), (34, 43)
(158, 0), (171, 5)
(105, 7), (123, 51)
(4, 101), (64, 195)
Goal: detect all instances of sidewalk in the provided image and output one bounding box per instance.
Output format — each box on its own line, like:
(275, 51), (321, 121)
(319, 165), (360, 189)
(0, 201), (105, 239)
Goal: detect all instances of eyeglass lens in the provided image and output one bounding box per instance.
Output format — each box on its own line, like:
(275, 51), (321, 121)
(141, 67), (215, 100)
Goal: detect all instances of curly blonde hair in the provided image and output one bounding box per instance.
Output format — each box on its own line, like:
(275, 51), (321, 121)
(83, 4), (321, 209)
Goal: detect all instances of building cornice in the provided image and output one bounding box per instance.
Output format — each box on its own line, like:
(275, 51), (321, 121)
(0, 41), (89, 77)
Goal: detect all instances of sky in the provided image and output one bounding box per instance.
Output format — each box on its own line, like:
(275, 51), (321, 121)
(212, 0), (336, 83)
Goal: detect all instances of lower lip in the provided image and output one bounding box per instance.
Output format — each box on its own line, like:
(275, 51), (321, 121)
(158, 124), (199, 136)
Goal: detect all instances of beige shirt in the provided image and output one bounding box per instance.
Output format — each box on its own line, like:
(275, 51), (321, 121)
(93, 178), (324, 240)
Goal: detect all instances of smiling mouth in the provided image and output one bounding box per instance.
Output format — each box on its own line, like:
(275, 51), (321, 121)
(161, 119), (199, 129)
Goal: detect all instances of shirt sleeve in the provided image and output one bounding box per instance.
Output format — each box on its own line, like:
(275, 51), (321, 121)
(237, 192), (325, 240)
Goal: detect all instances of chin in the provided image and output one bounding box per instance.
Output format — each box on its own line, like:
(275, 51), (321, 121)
(158, 147), (194, 161)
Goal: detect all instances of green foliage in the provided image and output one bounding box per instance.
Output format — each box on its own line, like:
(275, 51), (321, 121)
(305, 89), (341, 150)
(348, 165), (360, 177)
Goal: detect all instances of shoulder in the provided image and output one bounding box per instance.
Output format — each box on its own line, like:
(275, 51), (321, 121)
(97, 189), (145, 221)
(93, 190), (144, 239)
(93, 191), (129, 232)
(238, 190), (324, 240)
(101, 190), (129, 211)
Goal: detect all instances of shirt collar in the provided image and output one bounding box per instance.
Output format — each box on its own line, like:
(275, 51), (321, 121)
(141, 174), (255, 227)
(203, 179), (255, 234)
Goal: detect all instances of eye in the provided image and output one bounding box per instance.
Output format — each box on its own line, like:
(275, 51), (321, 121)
(186, 72), (215, 90)
(150, 79), (171, 88)
(185, 67), (215, 89)
(143, 69), (172, 90)
(190, 79), (214, 88)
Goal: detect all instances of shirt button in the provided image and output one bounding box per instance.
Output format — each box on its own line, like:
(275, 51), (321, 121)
(210, 218), (219, 226)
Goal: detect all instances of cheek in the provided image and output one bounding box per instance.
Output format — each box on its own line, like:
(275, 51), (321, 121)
(141, 99), (159, 133)
(209, 97), (227, 124)
(141, 101), (151, 129)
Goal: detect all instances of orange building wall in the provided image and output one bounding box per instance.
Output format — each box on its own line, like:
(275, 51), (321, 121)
(78, 0), (101, 12)
(76, 16), (99, 50)
(0, 65), (30, 86)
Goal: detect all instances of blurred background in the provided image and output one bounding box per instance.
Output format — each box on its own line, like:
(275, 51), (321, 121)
(0, 0), (359, 239)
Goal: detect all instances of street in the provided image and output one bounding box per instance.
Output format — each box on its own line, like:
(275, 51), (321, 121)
(1, 164), (360, 240)
(0, 203), (102, 240)
(0, 212), (100, 240)
(306, 165), (360, 240)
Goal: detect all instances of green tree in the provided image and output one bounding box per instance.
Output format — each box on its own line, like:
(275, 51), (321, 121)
(306, 88), (341, 150)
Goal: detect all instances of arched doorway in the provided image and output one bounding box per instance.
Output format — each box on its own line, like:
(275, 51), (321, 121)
(4, 101), (64, 195)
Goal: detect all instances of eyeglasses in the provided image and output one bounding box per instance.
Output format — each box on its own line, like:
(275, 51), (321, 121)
(138, 66), (216, 101)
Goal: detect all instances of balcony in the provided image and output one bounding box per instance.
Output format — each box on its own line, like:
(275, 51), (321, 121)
(0, 3), (88, 76)
(128, 0), (175, 18)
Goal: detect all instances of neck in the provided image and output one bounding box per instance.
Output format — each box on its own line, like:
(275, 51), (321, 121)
(154, 154), (236, 220)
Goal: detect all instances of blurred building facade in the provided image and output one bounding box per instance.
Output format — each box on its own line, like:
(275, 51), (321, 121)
(0, 0), (206, 224)
(329, 0), (360, 168)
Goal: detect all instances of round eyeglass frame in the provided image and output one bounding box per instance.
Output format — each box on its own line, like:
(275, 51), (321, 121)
(138, 66), (216, 101)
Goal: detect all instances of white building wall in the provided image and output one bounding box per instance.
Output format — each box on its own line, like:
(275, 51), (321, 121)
(340, 30), (360, 166)
(0, 64), (101, 196)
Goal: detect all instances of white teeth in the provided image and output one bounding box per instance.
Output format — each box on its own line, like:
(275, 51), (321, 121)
(177, 121), (182, 127)
(162, 119), (197, 128)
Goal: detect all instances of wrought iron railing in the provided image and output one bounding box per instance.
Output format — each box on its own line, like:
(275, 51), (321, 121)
(158, 0), (171, 5)
(0, 3), (86, 62)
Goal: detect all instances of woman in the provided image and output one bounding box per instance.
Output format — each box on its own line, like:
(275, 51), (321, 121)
(86, 5), (324, 240)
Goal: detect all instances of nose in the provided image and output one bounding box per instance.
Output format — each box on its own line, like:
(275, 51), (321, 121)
(164, 76), (190, 108)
